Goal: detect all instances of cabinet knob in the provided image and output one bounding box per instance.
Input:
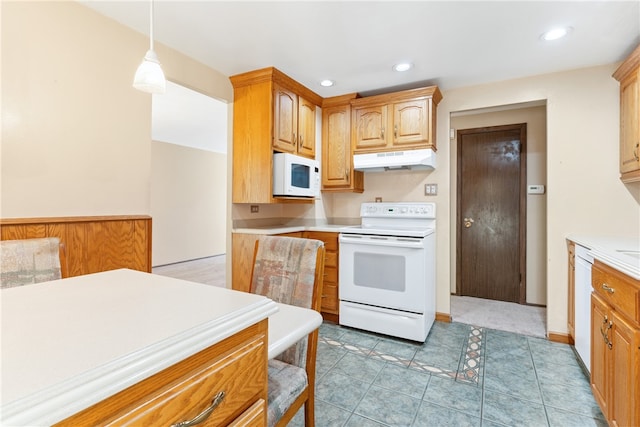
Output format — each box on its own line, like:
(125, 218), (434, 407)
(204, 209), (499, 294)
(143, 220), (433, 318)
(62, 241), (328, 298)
(381, 128), (385, 139)
(394, 124), (398, 139)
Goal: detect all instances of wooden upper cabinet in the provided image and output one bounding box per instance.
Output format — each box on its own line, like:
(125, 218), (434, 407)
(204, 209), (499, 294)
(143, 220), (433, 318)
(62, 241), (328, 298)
(353, 105), (388, 151)
(322, 94), (364, 192)
(351, 85), (442, 154)
(230, 68), (321, 203)
(273, 85), (316, 158)
(393, 99), (430, 146)
(297, 96), (316, 157)
(273, 85), (298, 153)
(613, 43), (640, 183)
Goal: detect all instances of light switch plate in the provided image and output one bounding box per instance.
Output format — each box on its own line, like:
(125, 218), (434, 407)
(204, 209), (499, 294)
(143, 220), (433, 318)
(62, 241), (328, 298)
(424, 183), (438, 196)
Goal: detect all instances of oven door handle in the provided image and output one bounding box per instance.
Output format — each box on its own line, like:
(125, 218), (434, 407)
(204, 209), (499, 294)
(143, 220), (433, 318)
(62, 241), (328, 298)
(339, 235), (425, 249)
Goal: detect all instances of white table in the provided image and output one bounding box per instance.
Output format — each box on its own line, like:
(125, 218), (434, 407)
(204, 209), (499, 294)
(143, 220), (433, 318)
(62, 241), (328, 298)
(0, 269), (322, 426)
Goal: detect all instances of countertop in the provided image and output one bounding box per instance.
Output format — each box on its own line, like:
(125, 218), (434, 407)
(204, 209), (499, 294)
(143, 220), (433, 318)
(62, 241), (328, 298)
(0, 269), (320, 426)
(233, 223), (349, 234)
(567, 235), (640, 280)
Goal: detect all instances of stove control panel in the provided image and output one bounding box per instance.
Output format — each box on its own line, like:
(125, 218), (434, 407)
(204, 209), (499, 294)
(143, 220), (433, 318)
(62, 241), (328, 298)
(360, 202), (436, 218)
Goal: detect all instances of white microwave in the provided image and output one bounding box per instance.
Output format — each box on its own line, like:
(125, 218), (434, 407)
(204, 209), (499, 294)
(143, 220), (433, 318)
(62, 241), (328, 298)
(273, 153), (320, 198)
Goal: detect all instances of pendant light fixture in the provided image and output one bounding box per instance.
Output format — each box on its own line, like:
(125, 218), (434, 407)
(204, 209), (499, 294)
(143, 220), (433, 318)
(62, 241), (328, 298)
(133, 0), (166, 94)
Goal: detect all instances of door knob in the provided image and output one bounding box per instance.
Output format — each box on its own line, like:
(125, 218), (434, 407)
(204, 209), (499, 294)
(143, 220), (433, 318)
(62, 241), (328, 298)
(464, 218), (474, 228)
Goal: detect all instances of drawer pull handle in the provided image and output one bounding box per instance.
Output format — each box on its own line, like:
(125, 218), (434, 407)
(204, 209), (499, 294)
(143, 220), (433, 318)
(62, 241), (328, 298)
(600, 319), (613, 350)
(171, 390), (225, 427)
(601, 283), (615, 294)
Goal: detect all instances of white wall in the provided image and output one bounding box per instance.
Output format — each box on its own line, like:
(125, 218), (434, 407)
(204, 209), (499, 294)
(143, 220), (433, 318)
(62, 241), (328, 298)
(2, 2), (234, 268)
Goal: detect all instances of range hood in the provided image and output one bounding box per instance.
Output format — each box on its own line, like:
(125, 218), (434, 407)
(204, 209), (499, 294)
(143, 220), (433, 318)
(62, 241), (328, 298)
(353, 148), (436, 172)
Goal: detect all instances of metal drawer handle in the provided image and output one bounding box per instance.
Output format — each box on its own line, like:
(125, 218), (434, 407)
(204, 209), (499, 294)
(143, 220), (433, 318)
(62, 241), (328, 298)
(171, 391), (225, 427)
(602, 283), (615, 294)
(600, 318), (613, 350)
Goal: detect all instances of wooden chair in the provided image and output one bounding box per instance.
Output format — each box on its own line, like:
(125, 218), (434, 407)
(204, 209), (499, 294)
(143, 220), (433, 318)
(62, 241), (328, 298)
(0, 237), (68, 288)
(249, 235), (325, 427)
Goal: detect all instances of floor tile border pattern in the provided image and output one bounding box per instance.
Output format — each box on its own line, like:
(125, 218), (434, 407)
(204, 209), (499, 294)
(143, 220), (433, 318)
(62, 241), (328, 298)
(319, 324), (485, 385)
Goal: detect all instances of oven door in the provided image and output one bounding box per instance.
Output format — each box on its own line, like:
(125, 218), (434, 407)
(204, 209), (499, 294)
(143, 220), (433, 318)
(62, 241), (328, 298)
(339, 233), (427, 313)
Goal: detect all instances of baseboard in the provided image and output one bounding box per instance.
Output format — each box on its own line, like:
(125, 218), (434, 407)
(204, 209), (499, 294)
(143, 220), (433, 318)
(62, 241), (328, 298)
(436, 312), (452, 323)
(548, 332), (573, 344)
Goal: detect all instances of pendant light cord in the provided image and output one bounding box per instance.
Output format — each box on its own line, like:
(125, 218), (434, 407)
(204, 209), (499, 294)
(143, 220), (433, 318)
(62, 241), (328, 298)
(149, 0), (154, 51)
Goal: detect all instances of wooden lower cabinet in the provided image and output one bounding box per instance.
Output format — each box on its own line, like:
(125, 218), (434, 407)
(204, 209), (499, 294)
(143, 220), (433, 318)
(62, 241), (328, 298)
(304, 231), (339, 321)
(590, 261), (640, 427)
(55, 320), (268, 427)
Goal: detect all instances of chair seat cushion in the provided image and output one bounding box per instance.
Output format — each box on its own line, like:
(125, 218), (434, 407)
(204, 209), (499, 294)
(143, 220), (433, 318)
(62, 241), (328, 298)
(267, 358), (308, 427)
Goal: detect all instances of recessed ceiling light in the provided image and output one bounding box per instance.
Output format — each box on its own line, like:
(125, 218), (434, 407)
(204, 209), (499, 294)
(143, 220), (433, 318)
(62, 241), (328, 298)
(320, 79), (334, 87)
(541, 26), (572, 41)
(393, 62), (413, 72)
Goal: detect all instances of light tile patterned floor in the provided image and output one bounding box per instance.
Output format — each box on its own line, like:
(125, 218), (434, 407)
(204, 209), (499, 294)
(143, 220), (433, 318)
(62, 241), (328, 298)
(289, 321), (606, 427)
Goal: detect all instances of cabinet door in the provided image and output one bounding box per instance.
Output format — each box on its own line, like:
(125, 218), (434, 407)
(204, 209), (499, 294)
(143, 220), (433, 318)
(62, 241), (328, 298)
(610, 310), (640, 427)
(297, 96), (316, 158)
(323, 105), (352, 188)
(273, 85), (298, 153)
(353, 105), (388, 151)
(392, 99), (429, 147)
(619, 70), (640, 175)
(591, 292), (610, 418)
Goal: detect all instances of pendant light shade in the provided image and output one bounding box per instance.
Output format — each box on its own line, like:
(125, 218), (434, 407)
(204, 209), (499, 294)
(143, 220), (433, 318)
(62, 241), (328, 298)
(133, 0), (166, 94)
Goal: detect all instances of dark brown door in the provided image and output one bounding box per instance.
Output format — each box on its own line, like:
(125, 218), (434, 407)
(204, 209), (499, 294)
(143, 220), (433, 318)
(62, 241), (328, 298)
(457, 124), (526, 303)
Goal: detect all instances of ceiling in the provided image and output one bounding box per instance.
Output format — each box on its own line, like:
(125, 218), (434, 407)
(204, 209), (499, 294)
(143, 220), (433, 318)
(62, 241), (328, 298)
(81, 1), (640, 98)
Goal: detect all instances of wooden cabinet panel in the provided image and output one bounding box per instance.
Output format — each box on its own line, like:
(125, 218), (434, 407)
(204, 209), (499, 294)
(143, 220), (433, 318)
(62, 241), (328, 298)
(321, 95), (364, 193)
(613, 43), (640, 183)
(228, 399), (266, 427)
(56, 320), (268, 427)
(273, 84), (298, 153)
(351, 85), (442, 154)
(590, 261), (640, 427)
(305, 231), (339, 318)
(592, 261), (639, 323)
(298, 96), (316, 157)
(232, 233), (261, 293)
(591, 292), (609, 416)
(610, 309), (640, 427)
(0, 216), (152, 276)
(393, 99), (430, 147)
(353, 105), (388, 151)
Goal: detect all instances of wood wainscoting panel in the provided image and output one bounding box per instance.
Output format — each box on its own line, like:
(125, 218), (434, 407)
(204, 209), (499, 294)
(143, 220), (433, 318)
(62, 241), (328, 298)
(0, 216), (152, 277)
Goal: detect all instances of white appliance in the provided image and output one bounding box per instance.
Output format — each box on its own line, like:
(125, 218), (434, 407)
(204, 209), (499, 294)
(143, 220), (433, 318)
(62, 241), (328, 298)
(272, 152), (320, 198)
(339, 202), (436, 342)
(574, 244), (593, 372)
(353, 148), (436, 172)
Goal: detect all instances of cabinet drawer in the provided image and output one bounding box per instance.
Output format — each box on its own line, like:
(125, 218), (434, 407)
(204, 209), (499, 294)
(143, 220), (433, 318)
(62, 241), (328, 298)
(228, 399), (266, 426)
(592, 261), (640, 323)
(324, 265), (338, 282)
(56, 321), (268, 427)
(322, 282), (339, 312)
(107, 335), (265, 426)
(305, 231), (338, 251)
(325, 251), (338, 268)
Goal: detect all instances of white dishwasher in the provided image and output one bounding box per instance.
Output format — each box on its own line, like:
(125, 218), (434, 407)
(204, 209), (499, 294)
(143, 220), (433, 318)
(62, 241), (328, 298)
(574, 244), (593, 372)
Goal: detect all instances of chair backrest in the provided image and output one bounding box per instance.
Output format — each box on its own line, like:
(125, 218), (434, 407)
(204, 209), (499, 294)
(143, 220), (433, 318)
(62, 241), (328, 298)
(0, 237), (66, 289)
(250, 235), (325, 367)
